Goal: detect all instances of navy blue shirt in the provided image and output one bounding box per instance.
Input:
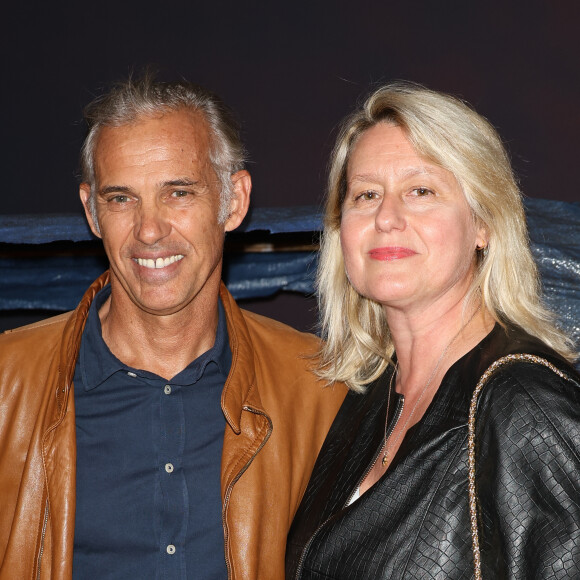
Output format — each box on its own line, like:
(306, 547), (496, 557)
(73, 285), (231, 579)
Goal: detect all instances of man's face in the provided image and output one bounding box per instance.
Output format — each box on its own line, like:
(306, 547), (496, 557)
(80, 110), (250, 317)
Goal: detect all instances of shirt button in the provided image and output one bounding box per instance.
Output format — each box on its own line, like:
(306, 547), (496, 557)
(164, 385), (172, 395)
(166, 544), (176, 555)
(165, 463), (174, 473)
(127, 372), (137, 378)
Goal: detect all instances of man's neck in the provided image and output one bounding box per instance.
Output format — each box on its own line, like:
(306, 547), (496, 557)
(98, 292), (220, 381)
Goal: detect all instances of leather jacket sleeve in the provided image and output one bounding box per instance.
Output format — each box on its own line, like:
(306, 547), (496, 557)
(476, 362), (580, 579)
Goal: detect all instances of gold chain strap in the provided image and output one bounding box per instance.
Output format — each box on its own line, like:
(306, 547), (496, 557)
(467, 354), (570, 580)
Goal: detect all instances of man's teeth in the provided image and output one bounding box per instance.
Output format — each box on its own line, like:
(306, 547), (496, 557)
(135, 255), (184, 269)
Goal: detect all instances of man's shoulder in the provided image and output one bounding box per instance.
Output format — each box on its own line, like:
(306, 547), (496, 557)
(0, 311), (72, 350)
(236, 307), (347, 411)
(239, 308), (320, 355)
(0, 312), (75, 407)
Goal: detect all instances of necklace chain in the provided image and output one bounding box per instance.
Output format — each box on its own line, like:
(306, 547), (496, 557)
(381, 308), (479, 467)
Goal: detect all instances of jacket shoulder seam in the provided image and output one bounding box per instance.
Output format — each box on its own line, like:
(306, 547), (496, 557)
(2, 313), (71, 335)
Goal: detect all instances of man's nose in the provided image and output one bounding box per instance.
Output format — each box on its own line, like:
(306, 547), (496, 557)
(133, 201), (171, 244)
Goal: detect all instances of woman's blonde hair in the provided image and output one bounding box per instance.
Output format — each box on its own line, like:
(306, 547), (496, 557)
(317, 81), (576, 391)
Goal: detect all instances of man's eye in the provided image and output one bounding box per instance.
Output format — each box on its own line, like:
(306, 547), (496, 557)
(171, 190), (190, 198)
(109, 195), (130, 204)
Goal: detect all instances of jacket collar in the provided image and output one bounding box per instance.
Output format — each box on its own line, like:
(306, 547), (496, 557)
(60, 272), (111, 412)
(64, 273), (257, 434)
(219, 282), (262, 434)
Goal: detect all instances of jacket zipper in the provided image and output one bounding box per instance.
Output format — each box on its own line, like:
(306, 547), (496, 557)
(223, 405), (273, 580)
(36, 498), (49, 580)
(343, 394), (405, 507)
(294, 395), (405, 579)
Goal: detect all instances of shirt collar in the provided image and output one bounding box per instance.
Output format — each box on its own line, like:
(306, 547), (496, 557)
(78, 284), (231, 390)
(171, 297), (231, 385)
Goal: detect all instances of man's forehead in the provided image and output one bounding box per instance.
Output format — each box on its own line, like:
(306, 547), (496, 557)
(93, 110), (214, 179)
(96, 110), (210, 155)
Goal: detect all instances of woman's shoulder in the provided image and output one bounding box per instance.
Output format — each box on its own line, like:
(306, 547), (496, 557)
(476, 349), (580, 459)
(473, 339), (580, 580)
(466, 322), (577, 385)
(470, 324), (579, 444)
(481, 321), (578, 391)
(483, 354), (579, 403)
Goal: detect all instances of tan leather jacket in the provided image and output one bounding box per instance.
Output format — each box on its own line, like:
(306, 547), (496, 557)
(0, 273), (346, 579)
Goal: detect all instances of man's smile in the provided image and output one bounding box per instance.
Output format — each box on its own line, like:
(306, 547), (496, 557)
(134, 255), (185, 269)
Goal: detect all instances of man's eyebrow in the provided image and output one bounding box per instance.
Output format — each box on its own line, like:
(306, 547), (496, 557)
(98, 185), (132, 196)
(162, 178), (199, 188)
(98, 179), (201, 196)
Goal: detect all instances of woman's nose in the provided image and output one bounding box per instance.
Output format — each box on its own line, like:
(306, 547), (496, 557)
(375, 195), (406, 233)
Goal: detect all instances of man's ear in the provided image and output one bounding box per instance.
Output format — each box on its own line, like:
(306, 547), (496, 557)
(224, 170), (252, 232)
(79, 183), (102, 238)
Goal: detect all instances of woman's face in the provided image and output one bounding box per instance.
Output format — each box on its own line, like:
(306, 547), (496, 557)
(340, 123), (487, 316)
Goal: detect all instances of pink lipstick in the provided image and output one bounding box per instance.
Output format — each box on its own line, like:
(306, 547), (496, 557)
(368, 247), (416, 261)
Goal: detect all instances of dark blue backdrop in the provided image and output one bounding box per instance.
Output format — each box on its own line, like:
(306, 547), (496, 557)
(1, 199), (578, 356)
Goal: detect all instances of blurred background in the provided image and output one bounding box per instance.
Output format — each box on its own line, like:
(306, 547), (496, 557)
(2, 0), (578, 332)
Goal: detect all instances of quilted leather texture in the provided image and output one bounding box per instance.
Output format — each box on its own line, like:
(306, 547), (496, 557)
(286, 325), (580, 579)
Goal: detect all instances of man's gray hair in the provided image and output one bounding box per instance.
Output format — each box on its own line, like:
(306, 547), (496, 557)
(80, 73), (246, 225)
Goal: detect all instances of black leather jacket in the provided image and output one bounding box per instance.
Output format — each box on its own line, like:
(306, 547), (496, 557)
(286, 325), (580, 579)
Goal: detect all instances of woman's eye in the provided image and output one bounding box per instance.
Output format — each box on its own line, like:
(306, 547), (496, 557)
(355, 190), (378, 201)
(413, 187), (434, 197)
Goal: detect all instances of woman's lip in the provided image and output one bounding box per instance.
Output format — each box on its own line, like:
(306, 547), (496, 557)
(368, 247), (417, 261)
